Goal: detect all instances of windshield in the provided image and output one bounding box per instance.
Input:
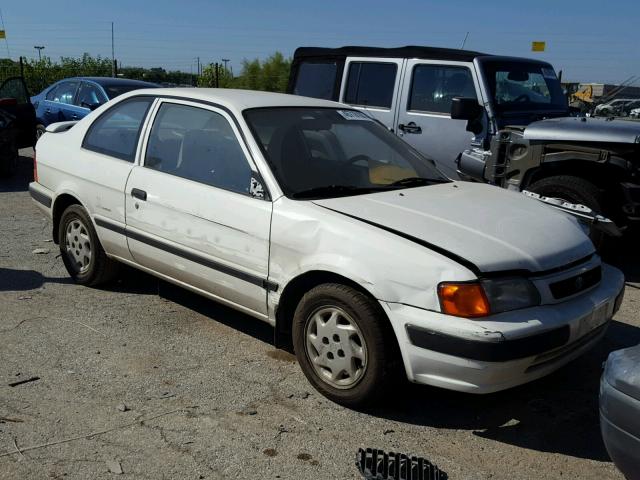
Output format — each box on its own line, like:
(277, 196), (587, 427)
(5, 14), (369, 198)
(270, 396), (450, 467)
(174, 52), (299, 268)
(244, 107), (449, 199)
(482, 61), (567, 112)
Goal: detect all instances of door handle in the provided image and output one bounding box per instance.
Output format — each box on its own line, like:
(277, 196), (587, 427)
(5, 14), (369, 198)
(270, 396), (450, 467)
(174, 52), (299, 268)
(71, 113), (79, 119)
(131, 188), (147, 201)
(45, 108), (51, 113)
(398, 122), (422, 134)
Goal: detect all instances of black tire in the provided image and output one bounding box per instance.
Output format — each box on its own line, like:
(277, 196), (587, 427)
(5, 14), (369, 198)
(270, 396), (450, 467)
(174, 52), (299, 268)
(528, 175), (607, 248)
(58, 205), (119, 286)
(528, 175), (604, 213)
(292, 283), (400, 408)
(0, 136), (19, 177)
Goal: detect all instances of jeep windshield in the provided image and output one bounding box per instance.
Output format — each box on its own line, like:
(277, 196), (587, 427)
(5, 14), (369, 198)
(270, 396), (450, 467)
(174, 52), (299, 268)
(481, 59), (568, 114)
(244, 107), (449, 199)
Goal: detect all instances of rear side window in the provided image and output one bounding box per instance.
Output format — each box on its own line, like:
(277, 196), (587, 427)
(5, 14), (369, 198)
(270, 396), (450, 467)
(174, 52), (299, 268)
(344, 62), (397, 109)
(409, 65), (476, 114)
(51, 81), (80, 105)
(82, 98), (153, 162)
(293, 62), (338, 100)
(145, 103), (252, 195)
(76, 82), (107, 108)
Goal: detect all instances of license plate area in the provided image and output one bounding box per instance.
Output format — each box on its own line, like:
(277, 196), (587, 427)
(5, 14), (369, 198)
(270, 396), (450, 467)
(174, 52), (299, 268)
(577, 300), (613, 338)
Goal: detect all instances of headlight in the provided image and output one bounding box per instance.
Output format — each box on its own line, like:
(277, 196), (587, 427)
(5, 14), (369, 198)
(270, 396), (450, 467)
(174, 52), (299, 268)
(481, 277), (541, 314)
(438, 278), (540, 318)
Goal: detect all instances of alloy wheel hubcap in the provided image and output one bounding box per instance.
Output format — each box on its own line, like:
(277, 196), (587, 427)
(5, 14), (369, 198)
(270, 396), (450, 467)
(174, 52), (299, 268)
(65, 219), (92, 273)
(305, 306), (367, 389)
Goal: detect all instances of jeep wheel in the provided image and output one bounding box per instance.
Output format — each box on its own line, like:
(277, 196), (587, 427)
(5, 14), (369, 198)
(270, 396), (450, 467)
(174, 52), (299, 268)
(528, 175), (603, 214)
(292, 283), (400, 408)
(528, 175), (607, 246)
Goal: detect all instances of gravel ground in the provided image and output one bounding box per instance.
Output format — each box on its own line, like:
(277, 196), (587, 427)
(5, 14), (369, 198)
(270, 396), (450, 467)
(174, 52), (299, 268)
(1, 150), (639, 480)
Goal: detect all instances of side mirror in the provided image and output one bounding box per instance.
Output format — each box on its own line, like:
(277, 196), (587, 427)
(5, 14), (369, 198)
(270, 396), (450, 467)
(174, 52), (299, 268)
(451, 97), (483, 120)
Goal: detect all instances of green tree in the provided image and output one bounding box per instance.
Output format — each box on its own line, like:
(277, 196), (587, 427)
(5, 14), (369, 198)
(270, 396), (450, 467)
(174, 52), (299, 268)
(197, 64), (234, 88)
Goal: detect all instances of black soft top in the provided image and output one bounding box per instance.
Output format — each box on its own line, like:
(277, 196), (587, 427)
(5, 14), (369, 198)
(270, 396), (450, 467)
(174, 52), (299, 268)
(293, 45), (489, 62)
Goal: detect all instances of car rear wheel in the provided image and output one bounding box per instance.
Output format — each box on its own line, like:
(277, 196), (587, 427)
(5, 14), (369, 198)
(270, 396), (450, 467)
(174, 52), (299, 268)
(292, 283), (399, 407)
(58, 205), (119, 286)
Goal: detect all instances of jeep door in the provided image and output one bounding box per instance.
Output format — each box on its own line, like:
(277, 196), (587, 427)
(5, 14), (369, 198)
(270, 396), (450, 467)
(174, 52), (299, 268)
(338, 57), (404, 128)
(395, 60), (483, 179)
(124, 99), (272, 317)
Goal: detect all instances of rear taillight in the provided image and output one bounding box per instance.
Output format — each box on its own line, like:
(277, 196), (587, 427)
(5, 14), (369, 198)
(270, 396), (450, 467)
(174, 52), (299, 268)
(33, 150), (38, 182)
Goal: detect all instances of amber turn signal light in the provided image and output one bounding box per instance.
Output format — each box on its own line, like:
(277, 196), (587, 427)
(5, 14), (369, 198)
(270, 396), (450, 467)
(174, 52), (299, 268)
(438, 282), (490, 318)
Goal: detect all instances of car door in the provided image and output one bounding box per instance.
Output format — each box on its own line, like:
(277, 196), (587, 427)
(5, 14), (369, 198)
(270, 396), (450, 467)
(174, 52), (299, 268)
(125, 99), (272, 317)
(75, 81), (108, 116)
(0, 76), (36, 148)
(47, 80), (80, 122)
(338, 57), (405, 129)
(79, 96), (155, 261)
(395, 60), (484, 179)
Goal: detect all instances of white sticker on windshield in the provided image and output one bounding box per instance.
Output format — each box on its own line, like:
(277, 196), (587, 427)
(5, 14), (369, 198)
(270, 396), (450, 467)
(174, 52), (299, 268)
(337, 110), (373, 121)
(541, 68), (557, 80)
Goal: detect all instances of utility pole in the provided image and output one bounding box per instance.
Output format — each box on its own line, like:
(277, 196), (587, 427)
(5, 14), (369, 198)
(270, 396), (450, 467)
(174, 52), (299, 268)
(197, 57), (200, 77)
(34, 45), (45, 61)
(221, 58), (230, 71)
(215, 62), (220, 88)
(111, 22), (115, 77)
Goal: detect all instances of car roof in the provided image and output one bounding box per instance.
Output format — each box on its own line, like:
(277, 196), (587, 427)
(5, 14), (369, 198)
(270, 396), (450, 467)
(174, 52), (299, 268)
(120, 88), (344, 111)
(293, 45), (489, 62)
(66, 76), (159, 88)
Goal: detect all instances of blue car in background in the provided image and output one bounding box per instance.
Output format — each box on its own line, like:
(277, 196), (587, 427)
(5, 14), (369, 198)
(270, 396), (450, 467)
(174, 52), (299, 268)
(31, 77), (159, 138)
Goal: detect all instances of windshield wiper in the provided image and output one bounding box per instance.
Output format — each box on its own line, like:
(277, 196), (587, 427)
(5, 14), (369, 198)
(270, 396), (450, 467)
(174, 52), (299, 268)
(387, 177), (450, 188)
(291, 185), (388, 199)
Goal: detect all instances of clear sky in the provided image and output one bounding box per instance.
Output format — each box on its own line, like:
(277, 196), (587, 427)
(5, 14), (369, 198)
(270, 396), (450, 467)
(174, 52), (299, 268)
(2, 0), (639, 84)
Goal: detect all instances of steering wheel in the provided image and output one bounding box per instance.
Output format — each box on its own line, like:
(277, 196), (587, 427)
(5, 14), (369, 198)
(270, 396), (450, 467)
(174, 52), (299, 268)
(513, 94), (530, 103)
(348, 154), (373, 166)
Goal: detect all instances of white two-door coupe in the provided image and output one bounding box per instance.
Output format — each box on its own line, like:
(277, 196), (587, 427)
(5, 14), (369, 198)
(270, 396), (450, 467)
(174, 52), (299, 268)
(30, 88), (625, 406)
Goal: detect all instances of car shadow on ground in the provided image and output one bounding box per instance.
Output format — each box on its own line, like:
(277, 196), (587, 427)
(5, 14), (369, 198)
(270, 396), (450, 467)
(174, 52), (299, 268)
(0, 153), (33, 193)
(0, 267), (73, 291)
(150, 272), (639, 462)
(364, 320), (640, 462)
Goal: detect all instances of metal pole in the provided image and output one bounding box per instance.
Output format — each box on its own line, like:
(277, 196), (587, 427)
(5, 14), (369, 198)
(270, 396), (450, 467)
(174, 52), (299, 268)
(222, 58), (230, 71)
(197, 57), (200, 77)
(34, 46), (44, 61)
(215, 63), (219, 88)
(111, 22), (115, 77)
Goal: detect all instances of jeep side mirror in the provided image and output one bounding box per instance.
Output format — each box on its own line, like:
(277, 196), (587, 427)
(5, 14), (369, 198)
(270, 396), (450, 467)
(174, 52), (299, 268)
(451, 97), (483, 120)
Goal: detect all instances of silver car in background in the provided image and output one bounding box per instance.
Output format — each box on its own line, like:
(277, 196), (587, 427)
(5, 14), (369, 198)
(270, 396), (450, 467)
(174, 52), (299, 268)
(600, 344), (640, 480)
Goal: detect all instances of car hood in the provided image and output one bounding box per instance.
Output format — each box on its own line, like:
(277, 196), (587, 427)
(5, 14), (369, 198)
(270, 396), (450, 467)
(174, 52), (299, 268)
(523, 116), (640, 144)
(312, 182), (594, 274)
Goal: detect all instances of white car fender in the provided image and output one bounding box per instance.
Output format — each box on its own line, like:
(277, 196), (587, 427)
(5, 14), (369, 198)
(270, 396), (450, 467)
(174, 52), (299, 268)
(268, 197), (475, 316)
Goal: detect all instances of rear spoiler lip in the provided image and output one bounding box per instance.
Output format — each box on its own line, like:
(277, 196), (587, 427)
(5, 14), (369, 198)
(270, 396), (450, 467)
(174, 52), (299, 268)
(45, 120), (77, 133)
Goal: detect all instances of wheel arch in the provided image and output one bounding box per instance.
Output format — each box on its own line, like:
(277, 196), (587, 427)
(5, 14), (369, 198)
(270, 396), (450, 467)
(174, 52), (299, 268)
(274, 269), (390, 353)
(521, 159), (627, 192)
(52, 193), (83, 244)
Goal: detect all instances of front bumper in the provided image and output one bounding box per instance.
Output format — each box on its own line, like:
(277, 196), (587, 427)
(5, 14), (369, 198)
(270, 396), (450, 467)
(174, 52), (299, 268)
(381, 263), (625, 393)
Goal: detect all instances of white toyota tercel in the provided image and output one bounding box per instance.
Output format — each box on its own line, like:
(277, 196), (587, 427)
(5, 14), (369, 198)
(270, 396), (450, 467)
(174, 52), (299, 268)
(30, 89), (625, 407)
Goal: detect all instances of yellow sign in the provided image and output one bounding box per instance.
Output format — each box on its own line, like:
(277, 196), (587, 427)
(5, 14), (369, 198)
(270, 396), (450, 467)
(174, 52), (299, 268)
(531, 41), (546, 52)
(0, 30), (5, 39)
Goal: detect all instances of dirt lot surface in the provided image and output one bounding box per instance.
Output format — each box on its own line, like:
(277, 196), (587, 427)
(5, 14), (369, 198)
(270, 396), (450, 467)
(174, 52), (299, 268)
(1, 151), (639, 479)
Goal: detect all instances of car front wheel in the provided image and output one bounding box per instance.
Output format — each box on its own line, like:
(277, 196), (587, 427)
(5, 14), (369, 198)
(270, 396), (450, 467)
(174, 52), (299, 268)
(58, 205), (119, 286)
(292, 283), (399, 407)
